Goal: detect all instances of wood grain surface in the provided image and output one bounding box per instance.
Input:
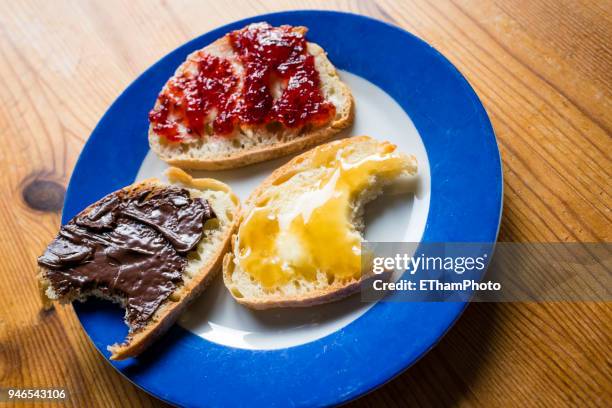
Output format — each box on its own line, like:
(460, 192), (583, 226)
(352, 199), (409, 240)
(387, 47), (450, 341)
(0, 0), (610, 406)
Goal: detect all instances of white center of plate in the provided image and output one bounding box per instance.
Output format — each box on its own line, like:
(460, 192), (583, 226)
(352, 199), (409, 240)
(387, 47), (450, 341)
(136, 71), (431, 350)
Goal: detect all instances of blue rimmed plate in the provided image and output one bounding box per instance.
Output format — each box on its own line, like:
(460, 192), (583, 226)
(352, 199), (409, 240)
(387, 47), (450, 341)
(64, 10), (502, 407)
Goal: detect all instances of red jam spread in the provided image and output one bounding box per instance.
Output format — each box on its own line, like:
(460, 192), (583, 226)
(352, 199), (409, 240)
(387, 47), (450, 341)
(149, 54), (239, 141)
(149, 23), (336, 142)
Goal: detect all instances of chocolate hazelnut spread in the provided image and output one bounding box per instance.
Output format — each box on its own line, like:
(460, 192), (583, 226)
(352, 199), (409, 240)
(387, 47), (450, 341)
(38, 185), (216, 329)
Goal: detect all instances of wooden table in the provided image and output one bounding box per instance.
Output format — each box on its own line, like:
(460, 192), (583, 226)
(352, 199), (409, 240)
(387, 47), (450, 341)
(1, 0), (610, 406)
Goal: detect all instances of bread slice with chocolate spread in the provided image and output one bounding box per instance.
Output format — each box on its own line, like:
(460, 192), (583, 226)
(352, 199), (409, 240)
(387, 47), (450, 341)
(37, 168), (239, 360)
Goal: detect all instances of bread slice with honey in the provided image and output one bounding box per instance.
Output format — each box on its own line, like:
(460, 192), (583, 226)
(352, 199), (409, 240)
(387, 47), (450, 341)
(37, 168), (239, 360)
(223, 136), (417, 309)
(148, 23), (354, 170)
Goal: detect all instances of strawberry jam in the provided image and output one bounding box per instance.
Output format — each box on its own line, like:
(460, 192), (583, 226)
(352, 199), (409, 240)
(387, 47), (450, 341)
(149, 53), (238, 141)
(230, 23), (335, 128)
(149, 23), (335, 142)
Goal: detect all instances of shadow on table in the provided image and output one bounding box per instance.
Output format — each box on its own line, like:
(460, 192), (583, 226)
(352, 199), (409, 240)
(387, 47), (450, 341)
(350, 302), (501, 407)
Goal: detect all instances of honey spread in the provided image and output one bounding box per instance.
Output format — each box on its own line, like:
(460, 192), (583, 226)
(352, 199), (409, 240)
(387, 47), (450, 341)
(236, 141), (411, 289)
(38, 185), (215, 329)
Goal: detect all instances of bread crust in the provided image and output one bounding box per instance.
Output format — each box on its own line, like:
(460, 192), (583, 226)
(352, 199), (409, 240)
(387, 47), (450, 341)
(155, 107), (354, 170)
(222, 136), (415, 309)
(148, 25), (354, 170)
(38, 168), (240, 360)
(223, 254), (389, 309)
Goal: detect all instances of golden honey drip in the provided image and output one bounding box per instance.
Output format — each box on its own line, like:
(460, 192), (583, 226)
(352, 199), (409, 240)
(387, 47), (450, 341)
(237, 140), (412, 289)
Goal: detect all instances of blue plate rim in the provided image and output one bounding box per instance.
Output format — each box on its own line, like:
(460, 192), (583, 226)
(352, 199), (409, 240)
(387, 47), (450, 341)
(62, 9), (503, 407)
